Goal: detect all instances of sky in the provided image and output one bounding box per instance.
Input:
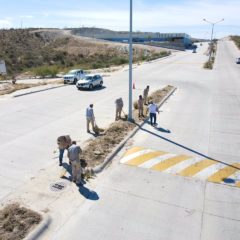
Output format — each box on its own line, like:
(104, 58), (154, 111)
(0, 0), (239, 39)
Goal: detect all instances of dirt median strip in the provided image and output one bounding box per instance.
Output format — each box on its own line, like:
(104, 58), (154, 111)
(0, 203), (42, 240)
(81, 85), (175, 176)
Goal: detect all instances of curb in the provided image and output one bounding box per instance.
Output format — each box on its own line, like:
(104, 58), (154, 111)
(13, 84), (67, 98)
(25, 214), (51, 240)
(92, 86), (177, 174)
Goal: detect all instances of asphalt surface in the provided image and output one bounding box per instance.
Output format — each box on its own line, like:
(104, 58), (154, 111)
(53, 40), (240, 240)
(0, 47), (187, 201)
(1, 40), (240, 240)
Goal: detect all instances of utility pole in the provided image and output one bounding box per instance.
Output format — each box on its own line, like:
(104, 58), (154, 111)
(203, 18), (224, 61)
(128, 0), (133, 121)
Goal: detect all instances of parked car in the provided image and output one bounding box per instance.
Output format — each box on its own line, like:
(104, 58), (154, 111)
(76, 74), (103, 90)
(63, 69), (85, 84)
(236, 58), (240, 64)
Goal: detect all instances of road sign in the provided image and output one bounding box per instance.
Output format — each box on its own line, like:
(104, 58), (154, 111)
(0, 60), (7, 75)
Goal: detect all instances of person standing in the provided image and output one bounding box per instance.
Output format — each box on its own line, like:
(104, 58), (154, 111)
(67, 141), (83, 185)
(138, 95), (144, 117)
(86, 104), (95, 133)
(147, 101), (159, 126)
(115, 98), (124, 120)
(57, 135), (71, 166)
(143, 85), (150, 105)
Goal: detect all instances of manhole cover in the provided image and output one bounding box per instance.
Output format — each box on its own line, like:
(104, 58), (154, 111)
(50, 182), (67, 192)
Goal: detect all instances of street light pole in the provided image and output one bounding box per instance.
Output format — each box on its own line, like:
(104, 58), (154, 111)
(128, 0), (133, 121)
(203, 18), (224, 61)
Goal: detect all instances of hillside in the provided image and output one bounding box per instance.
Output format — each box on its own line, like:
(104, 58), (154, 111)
(0, 28), (171, 77)
(231, 35), (240, 49)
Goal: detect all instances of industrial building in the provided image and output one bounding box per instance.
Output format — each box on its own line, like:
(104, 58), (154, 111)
(71, 28), (193, 50)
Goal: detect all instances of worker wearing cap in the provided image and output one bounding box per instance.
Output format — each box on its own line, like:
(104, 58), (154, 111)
(67, 141), (83, 185)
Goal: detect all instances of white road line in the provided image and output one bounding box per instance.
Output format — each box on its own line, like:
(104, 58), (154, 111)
(138, 153), (177, 168)
(194, 162), (226, 180)
(165, 157), (204, 175)
(120, 149), (155, 164)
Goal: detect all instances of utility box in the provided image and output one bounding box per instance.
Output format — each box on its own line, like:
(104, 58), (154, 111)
(0, 60), (7, 75)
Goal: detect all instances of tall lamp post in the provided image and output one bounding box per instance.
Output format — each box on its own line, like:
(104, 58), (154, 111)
(128, 0), (133, 121)
(203, 18), (224, 61)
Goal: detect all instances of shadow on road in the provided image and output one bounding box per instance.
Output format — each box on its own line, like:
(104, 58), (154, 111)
(155, 127), (171, 133)
(61, 163), (99, 200)
(77, 86), (106, 92)
(78, 185), (99, 200)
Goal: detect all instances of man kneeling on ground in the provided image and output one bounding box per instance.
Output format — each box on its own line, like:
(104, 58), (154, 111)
(67, 141), (84, 185)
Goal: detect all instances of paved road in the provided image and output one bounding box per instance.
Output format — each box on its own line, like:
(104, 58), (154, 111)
(0, 48), (190, 201)
(54, 40), (240, 240)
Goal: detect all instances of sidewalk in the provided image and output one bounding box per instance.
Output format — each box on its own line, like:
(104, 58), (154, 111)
(2, 156), (99, 239)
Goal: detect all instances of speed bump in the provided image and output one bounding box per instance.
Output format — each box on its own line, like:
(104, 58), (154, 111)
(120, 147), (240, 188)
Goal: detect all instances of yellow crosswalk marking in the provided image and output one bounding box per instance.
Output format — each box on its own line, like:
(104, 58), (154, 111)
(126, 151), (167, 166)
(178, 159), (217, 177)
(123, 146), (145, 157)
(208, 163), (240, 183)
(121, 147), (240, 188)
(236, 182), (240, 188)
(151, 155), (192, 171)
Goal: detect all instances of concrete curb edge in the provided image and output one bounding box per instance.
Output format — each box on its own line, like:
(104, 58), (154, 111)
(13, 84), (67, 98)
(25, 214), (51, 240)
(92, 86), (177, 174)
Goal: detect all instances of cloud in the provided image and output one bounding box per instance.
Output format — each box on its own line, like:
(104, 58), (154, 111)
(42, 0), (240, 32)
(0, 18), (12, 28)
(19, 15), (33, 19)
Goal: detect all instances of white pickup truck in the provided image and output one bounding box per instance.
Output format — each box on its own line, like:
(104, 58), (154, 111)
(63, 69), (85, 84)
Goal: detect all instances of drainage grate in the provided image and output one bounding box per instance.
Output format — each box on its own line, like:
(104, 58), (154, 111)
(50, 182), (67, 192)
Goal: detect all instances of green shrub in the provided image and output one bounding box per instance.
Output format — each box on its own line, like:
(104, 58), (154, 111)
(33, 66), (59, 78)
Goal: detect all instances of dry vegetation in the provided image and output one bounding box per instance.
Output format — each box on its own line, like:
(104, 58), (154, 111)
(0, 28), (171, 77)
(81, 120), (135, 168)
(231, 35), (240, 49)
(81, 85), (174, 169)
(0, 82), (46, 96)
(203, 41), (217, 69)
(0, 203), (42, 240)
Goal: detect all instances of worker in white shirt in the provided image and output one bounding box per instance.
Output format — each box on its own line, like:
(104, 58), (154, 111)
(86, 104), (95, 133)
(147, 101), (159, 126)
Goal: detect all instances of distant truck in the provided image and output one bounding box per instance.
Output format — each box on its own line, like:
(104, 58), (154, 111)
(63, 69), (85, 84)
(0, 60), (7, 75)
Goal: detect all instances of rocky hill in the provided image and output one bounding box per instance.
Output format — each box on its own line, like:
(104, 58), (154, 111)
(0, 28), (171, 76)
